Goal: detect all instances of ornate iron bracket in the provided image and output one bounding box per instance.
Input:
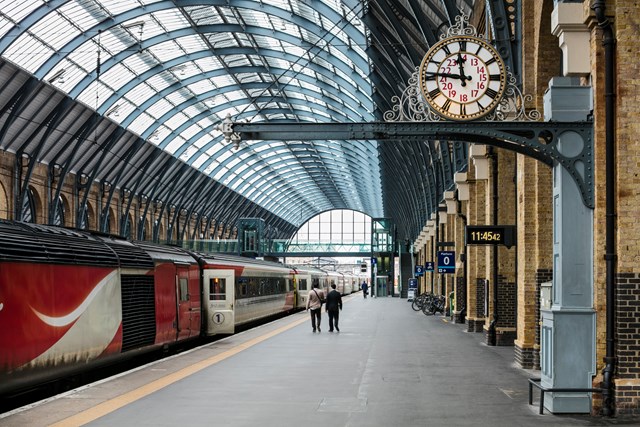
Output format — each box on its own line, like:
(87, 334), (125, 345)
(232, 121), (594, 208)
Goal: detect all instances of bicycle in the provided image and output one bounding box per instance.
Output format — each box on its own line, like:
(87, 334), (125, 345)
(422, 294), (446, 315)
(411, 292), (434, 311)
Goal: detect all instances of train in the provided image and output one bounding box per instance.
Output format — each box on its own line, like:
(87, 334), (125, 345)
(0, 220), (361, 397)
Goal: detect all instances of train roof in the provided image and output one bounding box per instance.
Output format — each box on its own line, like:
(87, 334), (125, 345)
(0, 220), (119, 266)
(188, 251), (293, 272)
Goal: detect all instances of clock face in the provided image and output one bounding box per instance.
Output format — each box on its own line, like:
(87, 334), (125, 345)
(418, 35), (507, 121)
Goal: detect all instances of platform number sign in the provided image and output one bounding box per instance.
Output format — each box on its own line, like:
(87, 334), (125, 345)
(437, 251), (455, 274)
(425, 261), (434, 272)
(415, 265), (424, 276)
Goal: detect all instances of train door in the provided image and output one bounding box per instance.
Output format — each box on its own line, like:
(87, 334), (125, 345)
(203, 269), (235, 335)
(176, 266), (192, 341)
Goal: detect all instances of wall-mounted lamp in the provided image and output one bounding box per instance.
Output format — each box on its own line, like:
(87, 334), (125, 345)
(148, 130), (160, 141)
(107, 104), (120, 118)
(48, 69), (66, 84)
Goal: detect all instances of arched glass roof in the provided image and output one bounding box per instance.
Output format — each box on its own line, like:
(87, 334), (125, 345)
(0, 0), (481, 241)
(0, 0), (377, 223)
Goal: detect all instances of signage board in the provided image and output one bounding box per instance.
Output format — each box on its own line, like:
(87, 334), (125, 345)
(465, 225), (516, 248)
(425, 261), (434, 272)
(437, 251), (455, 274)
(415, 265), (424, 276)
(408, 278), (418, 289)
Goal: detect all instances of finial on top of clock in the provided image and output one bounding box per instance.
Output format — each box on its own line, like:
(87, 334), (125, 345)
(443, 11), (477, 39)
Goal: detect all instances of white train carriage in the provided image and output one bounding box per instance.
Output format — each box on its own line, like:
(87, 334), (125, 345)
(191, 253), (296, 335)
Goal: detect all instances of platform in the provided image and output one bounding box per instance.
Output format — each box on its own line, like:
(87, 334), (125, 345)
(1, 296), (636, 427)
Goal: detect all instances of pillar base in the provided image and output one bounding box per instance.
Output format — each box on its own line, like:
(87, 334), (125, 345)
(466, 318), (484, 332)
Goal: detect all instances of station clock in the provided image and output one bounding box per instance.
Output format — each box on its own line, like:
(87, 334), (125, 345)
(418, 35), (507, 121)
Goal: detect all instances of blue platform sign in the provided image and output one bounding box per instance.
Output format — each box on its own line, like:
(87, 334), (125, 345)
(437, 251), (455, 273)
(425, 261), (434, 272)
(371, 257), (377, 265)
(415, 265), (424, 276)
(408, 278), (418, 289)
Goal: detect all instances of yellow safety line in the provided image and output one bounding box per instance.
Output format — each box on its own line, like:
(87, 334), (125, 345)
(50, 315), (308, 427)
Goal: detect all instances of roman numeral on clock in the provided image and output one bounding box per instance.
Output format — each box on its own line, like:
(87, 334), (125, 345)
(485, 88), (498, 99)
(428, 87), (441, 99)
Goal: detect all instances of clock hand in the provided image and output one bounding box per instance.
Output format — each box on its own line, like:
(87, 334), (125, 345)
(424, 71), (471, 80)
(457, 52), (468, 87)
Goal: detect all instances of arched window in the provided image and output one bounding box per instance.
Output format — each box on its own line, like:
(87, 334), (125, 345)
(21, 188), (37, 223)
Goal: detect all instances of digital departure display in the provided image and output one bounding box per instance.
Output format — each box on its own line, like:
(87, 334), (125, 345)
(465, 225), (516, 248)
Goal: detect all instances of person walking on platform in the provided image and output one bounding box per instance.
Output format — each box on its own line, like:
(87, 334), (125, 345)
(361, 281), (368, 298)
(326, 283), (343, 332)
(306, 282), (326, 333)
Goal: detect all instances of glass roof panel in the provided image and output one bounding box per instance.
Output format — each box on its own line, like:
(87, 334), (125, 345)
(0, 0), (389, 225)
(4, 33), (51, 71)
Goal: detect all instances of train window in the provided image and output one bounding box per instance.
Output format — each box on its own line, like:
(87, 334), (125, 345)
(299, 279), (308, 290)
(209, 278), (226, 301)
(179, 278), (189, 301)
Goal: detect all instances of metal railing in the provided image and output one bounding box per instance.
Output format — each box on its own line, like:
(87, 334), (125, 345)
(527, 378), (602, 415)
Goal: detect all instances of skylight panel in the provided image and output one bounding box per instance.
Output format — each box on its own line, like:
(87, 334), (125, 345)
(130, 111), (158, 135)
(165, 111), (189, 130)
(30, 12), (79, 51)
(194, 56), (224, 72)
(100, 0), (142, 16)
(0, 0), (42, 24)
(121, 53), (157, 76)
(237, 8), (270, 28)
(236, 72), (262, 84)
(264, 57), (294, 70)
(185, 5), (225, 25)
(124, 82), (157, 107)
(224, 54), (251, 68)
(151, 9), (191, 31)
(210, 75), (236, 88)
(148, 39), (185, 62)
(4, 33), (53, 72)
(165, 137), (188, 154)
(192, 153), (209, 169)
(262, 0), (292, 11)
(206, 141), (226, 157)
(182, 105), (203, 121)
(104, 99), (136, 123)
(208, 32), (239, 49)
(180, 145), (198, 161)
(100, 63), (136, 91)
(77, 80), (114, 109)
(61, 1), (105, 31)
(198, 116), (218, 129)
(165, 89), (193, 106)
(0, 16), (14, 40)
(188, 80), (217, 95)
(176, 34), (208, 53)
(45, 59), (84, 92)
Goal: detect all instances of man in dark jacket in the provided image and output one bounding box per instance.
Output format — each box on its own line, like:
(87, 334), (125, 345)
(326, 283), (343, 332)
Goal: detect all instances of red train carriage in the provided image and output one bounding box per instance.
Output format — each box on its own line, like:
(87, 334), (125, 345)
(0, 222), (200, 396)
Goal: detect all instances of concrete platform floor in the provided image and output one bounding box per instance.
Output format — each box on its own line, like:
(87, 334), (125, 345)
(2, 295), (639, 427)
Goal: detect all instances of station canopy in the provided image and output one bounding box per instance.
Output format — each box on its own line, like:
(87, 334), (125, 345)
(0, 0), (474, 240)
